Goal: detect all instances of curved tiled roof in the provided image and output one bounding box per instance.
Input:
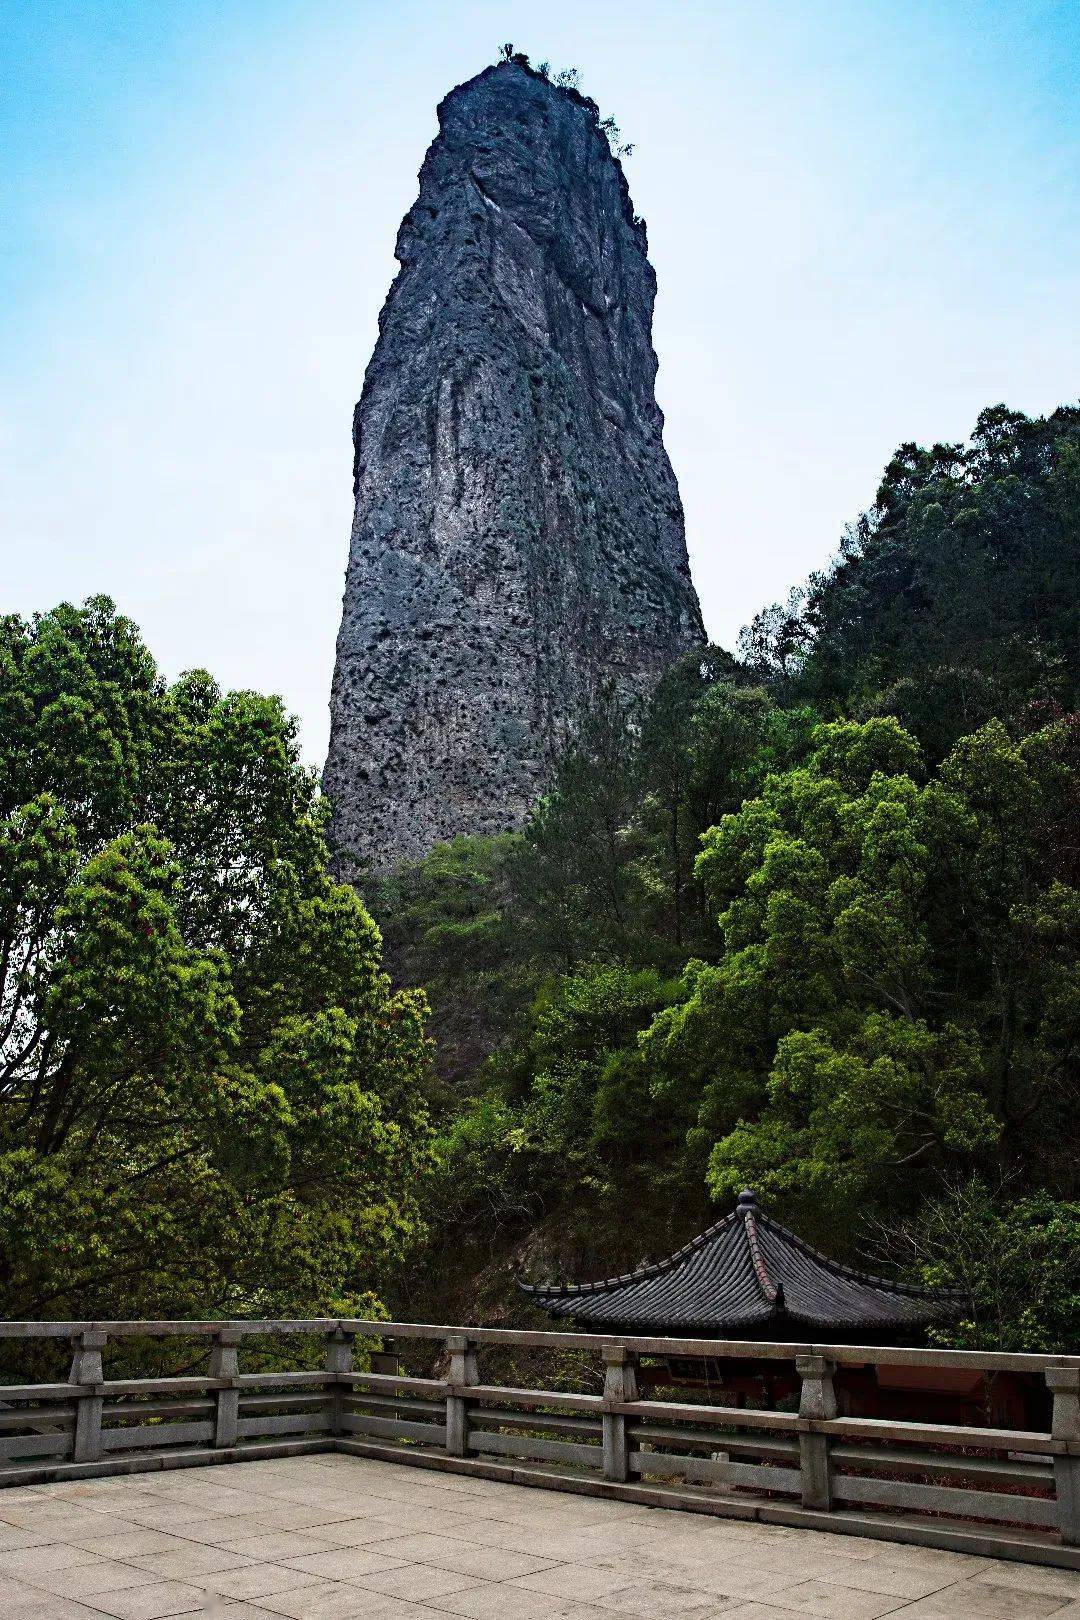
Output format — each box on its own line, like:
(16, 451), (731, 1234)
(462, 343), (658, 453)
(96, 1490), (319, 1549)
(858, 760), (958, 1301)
(520, 1190), (951, 1334)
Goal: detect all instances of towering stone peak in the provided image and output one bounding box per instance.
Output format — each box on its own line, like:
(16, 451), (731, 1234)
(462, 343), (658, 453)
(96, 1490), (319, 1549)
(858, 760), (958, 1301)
(325, 61), (704, 874)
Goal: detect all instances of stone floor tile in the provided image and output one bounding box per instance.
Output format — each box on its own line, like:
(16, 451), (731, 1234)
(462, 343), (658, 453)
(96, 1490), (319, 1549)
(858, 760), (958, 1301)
(207, 1607), (286, 1618)
(132, 1485), (264, 1515)
(763, 1578), (908, 1617)
(252, 1484), (377, 1511)
(969, 1561), (1080, 1600)
(592, 1547), (794, 1600)
(352, 1560), (482, 1602)
(512, 1562), (635, 1601)
(127, 1544), (260, 1580)
(369, 1507), (497, 1540)
(345, 1532), (553, 1582)
(281, 1548), (410, 1583)
(155, 1516), (276, 1547)
(0, 1573), (45, 1604)
(439, 1518), (607, 1563)
(310, 1520), (414, 1550)
(112, 1507), (216, 1534)
(432, 1585), (583, 1620)
(848, 1544), (989, 1580)
(706, 1607), (831, 1620)
(200, 1509), (350, 1545)
(18, 1512), (141, 1542)
(583, 1580), (728, 1619)
(0, 1488), (53, 1509)
(0, 1543), (104, 1576)
(278, 1504), (388, 1531)
(53, 1481), (137, 1499)
(808, 1560), (964, 1601)
(199, 1564), (325, 1601)
(381, 1487), (490, 1519)
(256, 1582), (418, 1619)
(0, 1522), (58, 1551)
(223, 1535), (340, 1563)
(79, 1582), (208, 1618)
(77, 1496), (177, 1524)
(19, 1561), (160, 1600)
(6, 1597), (110, 1620)
(882, 1581), (1072, 1618)
(0, 1504), (91, 1529)
(67, 1531), (180, 1559)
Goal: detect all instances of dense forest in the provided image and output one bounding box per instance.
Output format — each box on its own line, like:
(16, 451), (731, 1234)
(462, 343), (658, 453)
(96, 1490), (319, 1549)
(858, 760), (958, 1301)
(373, 403), (1080, 1351)
(2, 403), (1078, 1348)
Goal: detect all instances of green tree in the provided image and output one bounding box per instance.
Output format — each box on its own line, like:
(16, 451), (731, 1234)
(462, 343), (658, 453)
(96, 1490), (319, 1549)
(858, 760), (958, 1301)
(0, 598), (432, 1319)
(509, 689), (644, 968)
(374, 833), (522, 1087)
(746, 406), (1080, 757)
(885, 1179), (1080, 1354)
(635, 647), (737, 952)
(643, 715), (1080, 1247)
(427, 962), (692, 1257)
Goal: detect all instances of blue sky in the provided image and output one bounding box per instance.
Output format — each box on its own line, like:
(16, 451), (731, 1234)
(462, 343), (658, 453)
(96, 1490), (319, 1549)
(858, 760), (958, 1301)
(3, 0), (1078, 763)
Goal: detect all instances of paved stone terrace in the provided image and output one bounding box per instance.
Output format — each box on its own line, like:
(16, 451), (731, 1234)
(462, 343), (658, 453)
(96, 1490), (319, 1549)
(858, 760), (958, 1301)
(0, 1453), (1078, 1619)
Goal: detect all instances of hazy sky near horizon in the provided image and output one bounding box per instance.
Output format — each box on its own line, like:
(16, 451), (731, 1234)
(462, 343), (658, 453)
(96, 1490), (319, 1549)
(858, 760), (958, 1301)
(3, 0), (1078, 764)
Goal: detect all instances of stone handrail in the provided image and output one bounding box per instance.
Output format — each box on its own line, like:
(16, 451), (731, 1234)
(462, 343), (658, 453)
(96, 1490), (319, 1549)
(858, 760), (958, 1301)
(0, 1318), (1077, 1371)
(0, 1319), (1077, 1572)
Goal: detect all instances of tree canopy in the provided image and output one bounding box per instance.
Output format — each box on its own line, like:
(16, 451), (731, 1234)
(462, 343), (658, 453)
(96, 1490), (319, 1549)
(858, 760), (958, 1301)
(646, 714), (1080, 1238)
(0, 597), (432, 1319)
(741, 405), (1080, 757)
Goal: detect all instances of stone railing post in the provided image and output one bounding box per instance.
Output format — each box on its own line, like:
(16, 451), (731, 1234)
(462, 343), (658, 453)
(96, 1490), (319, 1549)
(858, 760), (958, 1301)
(796, 1354), (836, 1509)
(371, 1336), (400, 1376)
(325, 1326), (354, 1436)
(445, 1334), (477, 1457)
(209, 1328), (241, 1448)
(1047, 1367), (1080, 1545)
(601, 1344), (638, 1482)
(69, 1329), (106, 1463)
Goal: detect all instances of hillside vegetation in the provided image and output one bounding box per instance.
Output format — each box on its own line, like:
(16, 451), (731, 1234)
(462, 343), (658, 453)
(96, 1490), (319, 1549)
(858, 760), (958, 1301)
(373, 404), (1080, 1351)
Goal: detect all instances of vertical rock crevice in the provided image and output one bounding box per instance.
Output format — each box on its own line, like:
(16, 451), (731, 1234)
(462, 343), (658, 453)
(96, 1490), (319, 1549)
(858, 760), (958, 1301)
(326, 61), (704, 874)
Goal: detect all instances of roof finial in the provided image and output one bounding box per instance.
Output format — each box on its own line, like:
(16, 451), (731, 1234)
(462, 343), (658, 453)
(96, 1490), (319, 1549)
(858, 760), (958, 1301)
(737, 1187), (758, 1211)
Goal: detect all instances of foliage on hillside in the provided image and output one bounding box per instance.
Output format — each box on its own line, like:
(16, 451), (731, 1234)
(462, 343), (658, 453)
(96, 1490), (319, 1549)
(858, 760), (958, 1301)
(741, 404), (1080, 755)
(0, 598), (433, 1320)
(379, 405), (1080, 1349)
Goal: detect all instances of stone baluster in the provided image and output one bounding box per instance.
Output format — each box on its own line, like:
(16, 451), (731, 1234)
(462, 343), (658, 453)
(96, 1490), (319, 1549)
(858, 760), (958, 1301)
(69, 1329), (106, 1464)
(445, 1334), (477, 1458)
(325, 1326), (355, 1436)
(796, 1354), (836, 1509)
(209, 1328), (241, 1448)
(601, 1344), (638, 1482)
(1047, 1367), (1080, 1545)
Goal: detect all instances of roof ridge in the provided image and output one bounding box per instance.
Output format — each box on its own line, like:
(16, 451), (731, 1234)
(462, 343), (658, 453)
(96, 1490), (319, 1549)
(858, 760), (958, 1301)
(741, 1206), (781, 1309)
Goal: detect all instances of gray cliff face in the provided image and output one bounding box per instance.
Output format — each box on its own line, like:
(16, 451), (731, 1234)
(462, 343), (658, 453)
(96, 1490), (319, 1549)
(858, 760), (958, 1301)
(325, 61), (704, 874)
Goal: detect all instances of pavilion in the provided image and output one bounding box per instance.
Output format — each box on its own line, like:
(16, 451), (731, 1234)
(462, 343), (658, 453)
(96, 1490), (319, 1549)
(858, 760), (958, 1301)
(519, 1189), (1037, 1424)
(520, 1188), (949, 1342)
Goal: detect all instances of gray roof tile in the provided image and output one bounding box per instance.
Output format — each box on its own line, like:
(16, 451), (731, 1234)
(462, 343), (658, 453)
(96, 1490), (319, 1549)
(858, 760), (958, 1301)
(520, 1189), (950, 1334)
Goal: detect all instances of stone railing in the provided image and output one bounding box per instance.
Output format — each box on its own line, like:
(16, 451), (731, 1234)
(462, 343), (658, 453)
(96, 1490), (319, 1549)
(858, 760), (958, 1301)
(0, 1319), (1077, 1571)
